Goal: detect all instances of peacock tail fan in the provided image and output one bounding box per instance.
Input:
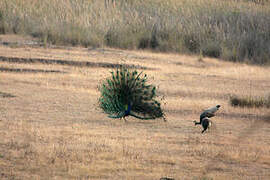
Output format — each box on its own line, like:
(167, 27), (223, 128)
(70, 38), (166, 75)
(130, 100), (164, 120)
(98, 66), (165, 120)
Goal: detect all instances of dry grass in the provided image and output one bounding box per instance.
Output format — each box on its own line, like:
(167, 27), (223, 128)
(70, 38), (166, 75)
(0, 0), (270, 64)
(0, 35), (270, 179)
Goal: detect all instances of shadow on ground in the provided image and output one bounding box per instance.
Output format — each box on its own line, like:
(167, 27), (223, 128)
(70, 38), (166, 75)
(0, 91), (16, 98)
(0, 67), (66, 74)
(162, 90), (232, 101)
(0, 56), (151, 70)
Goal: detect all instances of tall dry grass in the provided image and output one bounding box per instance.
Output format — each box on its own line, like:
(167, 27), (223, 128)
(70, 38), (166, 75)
(0, 0), (270, 64)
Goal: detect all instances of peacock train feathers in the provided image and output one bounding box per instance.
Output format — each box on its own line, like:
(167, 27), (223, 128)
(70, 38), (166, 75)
(99, 66), (165, 120)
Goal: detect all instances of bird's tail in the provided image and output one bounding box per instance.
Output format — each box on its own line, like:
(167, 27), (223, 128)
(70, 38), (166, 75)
(108, 112), (125, 119)
(209, 120), (212, 127)
(129, 112), (155, 120)
(208, 119), (217, 132)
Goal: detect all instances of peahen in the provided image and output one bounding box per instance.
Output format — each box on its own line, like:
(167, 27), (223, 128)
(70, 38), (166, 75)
(99, 66), (165, 121)
(194, 105), (221, 125)
(194, 105), (220, 133)
(200, 118), (212, 133)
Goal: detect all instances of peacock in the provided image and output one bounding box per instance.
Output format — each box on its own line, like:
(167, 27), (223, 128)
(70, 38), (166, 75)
(194, 105), (221, 125)
(200, 118), (212, 133)
(194, 105), (220, 133)
(99, 66), (165, 121)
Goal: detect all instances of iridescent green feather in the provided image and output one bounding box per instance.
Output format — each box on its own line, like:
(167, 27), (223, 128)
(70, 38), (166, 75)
(99, 66), (164, 120)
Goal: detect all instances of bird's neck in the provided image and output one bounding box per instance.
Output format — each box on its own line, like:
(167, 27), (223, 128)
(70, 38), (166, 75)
(124, 103), (131, 115)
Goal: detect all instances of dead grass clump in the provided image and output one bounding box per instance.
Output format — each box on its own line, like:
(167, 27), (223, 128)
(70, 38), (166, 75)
(230, 95), (270, 108)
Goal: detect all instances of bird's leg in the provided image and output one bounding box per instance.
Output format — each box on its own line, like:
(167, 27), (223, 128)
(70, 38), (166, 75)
(201, 129), (206, 133)
(163, 116), (167, 122)
(123, 116), (127, 122)
(202, 126), (208, 133)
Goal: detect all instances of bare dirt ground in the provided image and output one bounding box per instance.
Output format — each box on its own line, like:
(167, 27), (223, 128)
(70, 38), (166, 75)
(0, 35), (270, 180)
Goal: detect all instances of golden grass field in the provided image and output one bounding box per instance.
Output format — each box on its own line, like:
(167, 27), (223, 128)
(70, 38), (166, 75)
(0, 35), (270, 179)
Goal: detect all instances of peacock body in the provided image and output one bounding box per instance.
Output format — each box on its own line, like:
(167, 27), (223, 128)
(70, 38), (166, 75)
(99, 66), (165, 120)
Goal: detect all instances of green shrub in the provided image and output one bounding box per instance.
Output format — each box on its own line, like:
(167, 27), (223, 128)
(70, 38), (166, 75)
(0, 10), (5, 34)
(201, 42), (222, 58)
(183, 33), (201, 53)
(138, 36), (151, 49)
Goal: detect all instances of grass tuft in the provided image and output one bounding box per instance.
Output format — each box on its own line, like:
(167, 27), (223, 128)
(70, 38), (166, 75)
(230, 95), (270, 108)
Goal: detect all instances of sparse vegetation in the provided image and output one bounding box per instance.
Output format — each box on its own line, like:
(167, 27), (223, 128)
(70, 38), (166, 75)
(230, 94), (270, 108)
(0, 0), (269, 64)
(0, 38), (270, 179)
